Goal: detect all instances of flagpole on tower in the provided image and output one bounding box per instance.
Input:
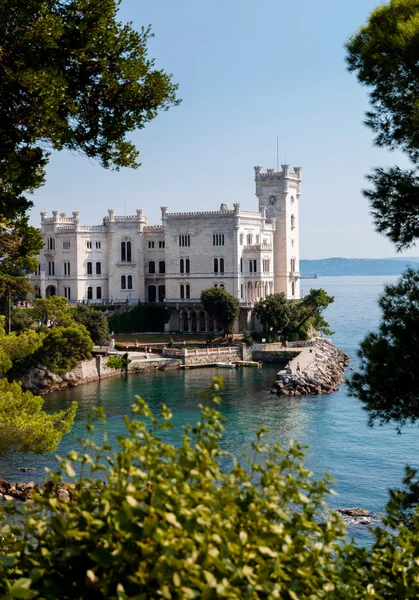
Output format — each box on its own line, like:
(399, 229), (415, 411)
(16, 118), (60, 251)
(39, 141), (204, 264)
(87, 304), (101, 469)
(276, 135), (279, 172)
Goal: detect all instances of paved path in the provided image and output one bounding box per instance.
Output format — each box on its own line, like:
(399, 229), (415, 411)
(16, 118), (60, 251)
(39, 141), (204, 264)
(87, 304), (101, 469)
(287, 346), (317, 375)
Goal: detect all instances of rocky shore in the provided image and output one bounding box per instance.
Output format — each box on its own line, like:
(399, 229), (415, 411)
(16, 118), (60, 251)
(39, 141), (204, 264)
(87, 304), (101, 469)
(272, 339), (350, 396)
(20, 357), (177, 394)
(0, 477), (75, 502)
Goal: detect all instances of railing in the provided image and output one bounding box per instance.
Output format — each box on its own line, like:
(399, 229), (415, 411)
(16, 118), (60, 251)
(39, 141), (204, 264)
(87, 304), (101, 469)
(252, 340), (316, 351)
(162, 348), (182, 357)
(162, 346), (241, 358)
(243, 244), (273, 252)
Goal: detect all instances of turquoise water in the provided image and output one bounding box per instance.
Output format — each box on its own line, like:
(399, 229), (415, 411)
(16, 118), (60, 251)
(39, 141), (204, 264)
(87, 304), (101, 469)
(2, 275), (418, 545)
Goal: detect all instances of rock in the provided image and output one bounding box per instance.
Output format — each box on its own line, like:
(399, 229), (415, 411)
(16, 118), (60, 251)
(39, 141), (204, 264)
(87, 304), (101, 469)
(3, 495), (14, 501)
(338, 507), (373, 518)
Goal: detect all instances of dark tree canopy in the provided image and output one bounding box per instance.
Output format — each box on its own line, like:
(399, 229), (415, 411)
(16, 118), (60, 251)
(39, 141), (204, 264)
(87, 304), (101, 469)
(73, 306), (109, 345)
(253, 293), (290, 335)
(346, 0), (419, 253)
(347, 0), (419, 433)
(0, 0), (180, 222)
(348, 269), (419, 429)
(346, 0), (419, 161)
(201, 287), (240, 335)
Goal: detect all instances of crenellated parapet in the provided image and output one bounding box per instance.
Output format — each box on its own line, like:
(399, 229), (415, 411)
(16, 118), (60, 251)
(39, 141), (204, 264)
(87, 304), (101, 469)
(165, 209), (235, 219)
(254, 164), (302, 181)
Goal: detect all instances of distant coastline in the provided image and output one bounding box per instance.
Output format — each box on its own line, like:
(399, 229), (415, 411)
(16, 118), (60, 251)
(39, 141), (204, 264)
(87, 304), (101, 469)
(300, 257), (419, 277)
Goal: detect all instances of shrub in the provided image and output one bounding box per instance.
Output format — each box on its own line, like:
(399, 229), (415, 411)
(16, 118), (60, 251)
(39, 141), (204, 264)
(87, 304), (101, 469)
(0, 379), (349, 598)
(105, 356), (123, 370)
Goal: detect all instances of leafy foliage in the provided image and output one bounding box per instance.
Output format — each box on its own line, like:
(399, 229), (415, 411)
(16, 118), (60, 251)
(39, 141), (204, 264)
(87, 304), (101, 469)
(40, 323), (94, 374)
(0, 317), (44, 374)
(201, 287), (240, 335)
(345, 0), (419, 160)
(253, 293), (290, 338)
(349, 268), (419, 429)
(0, 218), (43, 320)
(346, 0), (419, 252)
(3, 381), (419, 597)
(33, 296), (73, 328)
(105, 355), (123, 370)
(253, 288), (334, 341)
(108, 303), (171, 334)
(364, 166), (419, 251)
(0, 0), (180, 224)
(73, 306), (109, 345)
(0, 317), (76, 455)
(0, 379), (76, 456)
(0, 380), (349, 598)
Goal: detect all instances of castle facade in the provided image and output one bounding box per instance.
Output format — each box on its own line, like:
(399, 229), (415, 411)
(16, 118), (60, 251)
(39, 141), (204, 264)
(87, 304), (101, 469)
(31, 165), (301, 332)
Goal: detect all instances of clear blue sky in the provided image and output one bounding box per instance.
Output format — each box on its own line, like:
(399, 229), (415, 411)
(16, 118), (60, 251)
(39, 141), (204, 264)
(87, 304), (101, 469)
(30, 0), (415, 259)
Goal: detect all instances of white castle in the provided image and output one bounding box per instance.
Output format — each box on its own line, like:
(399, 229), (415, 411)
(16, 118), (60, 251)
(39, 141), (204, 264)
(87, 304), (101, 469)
(31, 165), (301, 332)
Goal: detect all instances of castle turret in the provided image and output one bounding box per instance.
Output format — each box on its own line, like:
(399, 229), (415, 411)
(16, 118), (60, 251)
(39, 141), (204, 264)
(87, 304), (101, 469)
(254, 165), (301, 299)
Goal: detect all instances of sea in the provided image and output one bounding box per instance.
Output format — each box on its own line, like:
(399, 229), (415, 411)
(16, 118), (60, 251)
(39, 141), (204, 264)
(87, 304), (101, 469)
(1, 275), (418, 546)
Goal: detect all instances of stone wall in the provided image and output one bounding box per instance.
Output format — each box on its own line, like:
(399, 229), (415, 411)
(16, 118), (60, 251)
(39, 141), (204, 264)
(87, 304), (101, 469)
(252, 350), (299, 365)
(183, 348), (241, 366)
(20, 355), (180, 394)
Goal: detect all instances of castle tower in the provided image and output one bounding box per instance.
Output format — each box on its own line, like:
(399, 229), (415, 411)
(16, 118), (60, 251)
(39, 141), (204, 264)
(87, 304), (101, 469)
(254, 164), (302, 299)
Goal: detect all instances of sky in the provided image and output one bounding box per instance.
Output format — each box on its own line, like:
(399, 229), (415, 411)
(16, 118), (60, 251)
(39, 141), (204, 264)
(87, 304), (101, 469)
(29, 0), (417, 260)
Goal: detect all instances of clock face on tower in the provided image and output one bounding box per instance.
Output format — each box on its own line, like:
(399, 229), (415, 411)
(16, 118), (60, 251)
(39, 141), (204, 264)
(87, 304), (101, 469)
(269, 195), (277, 206)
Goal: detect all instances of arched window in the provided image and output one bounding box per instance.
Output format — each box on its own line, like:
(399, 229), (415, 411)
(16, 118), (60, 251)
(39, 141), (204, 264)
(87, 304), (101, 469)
(181, 311), (188, 332)
(180, 258), (184, 274)
(247, 281), (253, 301)
(214, 258), (218, 273)
(291, 281), (295, 296)
(190, 310), (197, 332)
(127, 275), (133, 289)
(247, 233), (252, 246)
(241, 284), (243, 298)
(159, 261), (165, 274)
(121, 275), (126, 289)
(148, 285), (157, 302)
(149, 261), (155, 274)
(186, 284), (190, 299)
(220, 283), (225, 289)
(96, 262), (101, 275)
(220, 258), (224, 273)
(239, 233), (244, 245)
(180, 284), (185, 299)
(158, 285), (165, 302)
(87, 286), (93, 300)
(186, 259), (190, 274)
(121, 241), (126, 262)
(214, 283), (218, 288)
(126, 241), (132, 262)
(96, 286), (102, 300)
(87, 262), (92, 275)
(291, 214), (296, 229)
(199, 311), (206, 332)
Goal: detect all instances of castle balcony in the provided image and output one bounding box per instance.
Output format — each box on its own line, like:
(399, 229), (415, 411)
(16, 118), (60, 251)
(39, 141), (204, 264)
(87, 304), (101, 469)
(243, 244), (272, 252)
(44, 249), (56, 256)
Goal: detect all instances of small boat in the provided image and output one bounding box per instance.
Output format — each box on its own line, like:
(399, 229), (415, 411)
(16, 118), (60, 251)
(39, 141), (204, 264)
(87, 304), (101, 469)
(215, 362), (236, 369)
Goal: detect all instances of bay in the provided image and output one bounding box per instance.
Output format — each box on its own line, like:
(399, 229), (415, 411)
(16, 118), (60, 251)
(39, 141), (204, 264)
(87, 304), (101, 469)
(1, 275), (418, 545)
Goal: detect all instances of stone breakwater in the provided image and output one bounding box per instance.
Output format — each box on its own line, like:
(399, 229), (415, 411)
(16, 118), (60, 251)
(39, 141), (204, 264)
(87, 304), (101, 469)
(272, 339), (350, 396)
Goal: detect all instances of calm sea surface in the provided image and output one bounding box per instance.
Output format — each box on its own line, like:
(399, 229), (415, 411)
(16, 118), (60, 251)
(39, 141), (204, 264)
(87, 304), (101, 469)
(2, 275), (418, 545)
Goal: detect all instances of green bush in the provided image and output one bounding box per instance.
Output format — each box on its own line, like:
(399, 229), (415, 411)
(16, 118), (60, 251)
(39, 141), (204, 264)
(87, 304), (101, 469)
(105, 356), (123, 370)
(0, 379), (347, 598)
(108, 303), (171, 334)
(2, 379), (419, 598)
